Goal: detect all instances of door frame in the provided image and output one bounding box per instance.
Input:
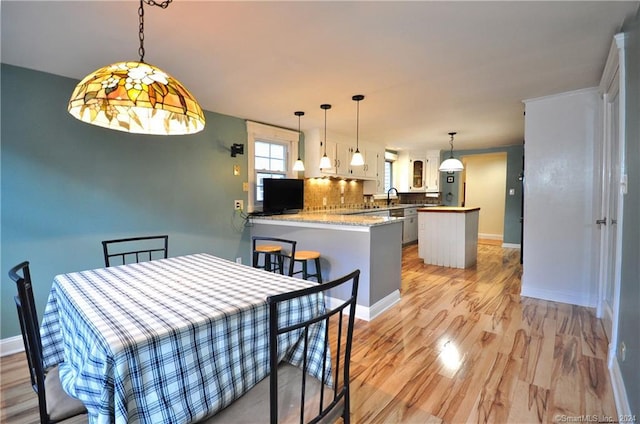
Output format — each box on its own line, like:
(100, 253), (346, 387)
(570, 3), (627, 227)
(596, 34), (626, 367)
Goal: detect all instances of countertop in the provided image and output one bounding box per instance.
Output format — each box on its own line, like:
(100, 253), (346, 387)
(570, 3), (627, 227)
(250, 212), (403, 227)
(250, 204), (443, 227)
(417, 206), (480, 213)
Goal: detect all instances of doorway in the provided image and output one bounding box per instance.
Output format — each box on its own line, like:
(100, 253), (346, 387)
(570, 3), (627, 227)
(459, 153), (507, 242)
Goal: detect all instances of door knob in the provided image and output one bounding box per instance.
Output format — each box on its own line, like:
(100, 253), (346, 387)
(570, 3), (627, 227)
(596, 218), (607, 226)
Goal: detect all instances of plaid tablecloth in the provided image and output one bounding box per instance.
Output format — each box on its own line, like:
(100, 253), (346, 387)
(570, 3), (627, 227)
(40, 253), (328, 424)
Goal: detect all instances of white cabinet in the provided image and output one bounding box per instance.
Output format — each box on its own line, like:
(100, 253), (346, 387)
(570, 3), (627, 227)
(398, 150), (440, 192)
(402, 207), (419, 244)
(425, 150), (441, 193)
(363, 150), (386, 195)
(304, 128), (384, 184)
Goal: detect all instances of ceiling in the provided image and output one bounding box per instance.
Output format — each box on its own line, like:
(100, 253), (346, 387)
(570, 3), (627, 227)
(2, 1), (638, 152)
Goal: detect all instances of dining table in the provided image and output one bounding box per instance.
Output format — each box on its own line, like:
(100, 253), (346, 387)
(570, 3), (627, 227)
(39, 253), (329, 424)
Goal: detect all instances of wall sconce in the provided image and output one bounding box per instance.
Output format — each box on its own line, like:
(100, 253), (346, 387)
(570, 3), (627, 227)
(231, 143), (244, 157)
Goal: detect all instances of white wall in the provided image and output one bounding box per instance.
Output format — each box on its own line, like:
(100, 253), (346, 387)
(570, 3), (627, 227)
(522, 88), (601, 307)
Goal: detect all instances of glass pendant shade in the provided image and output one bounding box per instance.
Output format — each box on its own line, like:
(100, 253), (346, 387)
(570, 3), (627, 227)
(68, 61), (205, 135)
(293, 158), (305, 171)
(439, 157), (465, 172)
(350, 149), (365, 166)
(319, 154), (332, 169)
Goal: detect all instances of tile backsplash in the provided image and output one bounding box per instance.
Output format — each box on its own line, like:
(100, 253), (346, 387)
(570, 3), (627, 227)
(303, 178), (364, 211)
(303, 178), (441, 211)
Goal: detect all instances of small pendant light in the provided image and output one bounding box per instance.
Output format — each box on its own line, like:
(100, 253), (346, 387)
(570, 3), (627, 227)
(350, 94), (365, 166)
(319, 104), (333, 169)
(292, 111), (305, 172)
(439, 132), (464, 172)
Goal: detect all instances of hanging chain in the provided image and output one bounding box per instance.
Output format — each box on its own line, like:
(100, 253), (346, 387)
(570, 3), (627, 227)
(138, 0), (173, 62)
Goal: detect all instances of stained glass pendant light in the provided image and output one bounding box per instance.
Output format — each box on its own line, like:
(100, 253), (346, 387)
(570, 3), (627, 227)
(350, 94), (365, 166)
(439, 132), (464, 172)
(293, 111), (305, 171)
(68, 0), (205, 135)
(319, 104), (333, 169)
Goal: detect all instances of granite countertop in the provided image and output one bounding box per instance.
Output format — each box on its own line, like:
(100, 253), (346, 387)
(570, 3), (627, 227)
(417, 206), (481, 213)
(317, 203), (441, 215)
(250, 212), (404, 227)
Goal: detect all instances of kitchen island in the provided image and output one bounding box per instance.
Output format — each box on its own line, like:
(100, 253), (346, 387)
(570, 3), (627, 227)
(250, 213), (403, 321)
(418, 206), (480, 268)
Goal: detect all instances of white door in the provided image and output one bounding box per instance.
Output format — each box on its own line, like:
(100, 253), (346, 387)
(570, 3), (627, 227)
(596, 35), (625, 361)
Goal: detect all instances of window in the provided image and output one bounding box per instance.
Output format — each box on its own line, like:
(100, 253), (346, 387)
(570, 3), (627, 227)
(384, 160), (393, 192)
(255, 141), (287, 202)
(246, 121), (300, 212)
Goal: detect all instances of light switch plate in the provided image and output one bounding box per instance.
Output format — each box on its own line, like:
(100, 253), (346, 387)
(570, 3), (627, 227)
(233, 165), (240, 176)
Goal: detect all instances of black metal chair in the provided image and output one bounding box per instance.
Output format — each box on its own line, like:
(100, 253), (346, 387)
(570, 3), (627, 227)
(9, 261), (87, 424)
(252, 236), (296, 277)
(205, 269), (360, 424)
(101, 235), (168, 267)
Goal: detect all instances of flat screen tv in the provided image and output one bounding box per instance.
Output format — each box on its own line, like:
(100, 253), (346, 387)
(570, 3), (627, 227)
(263, 178), (304, 214)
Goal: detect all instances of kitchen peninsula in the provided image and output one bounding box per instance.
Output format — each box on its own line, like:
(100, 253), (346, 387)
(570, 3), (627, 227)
(250, 213), (403, 321)
(418, 206), (480, 268)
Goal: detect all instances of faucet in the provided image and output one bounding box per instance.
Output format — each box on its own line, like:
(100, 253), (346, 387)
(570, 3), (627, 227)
(387, 187), (398, 206)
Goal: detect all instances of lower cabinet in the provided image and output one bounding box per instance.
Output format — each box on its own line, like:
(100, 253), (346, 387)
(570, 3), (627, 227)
(402, 207), (418, 244)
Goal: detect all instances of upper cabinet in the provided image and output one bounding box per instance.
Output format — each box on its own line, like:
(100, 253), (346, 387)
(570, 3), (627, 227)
(397, 150), (441, 192)
(303, 128), (385, 188)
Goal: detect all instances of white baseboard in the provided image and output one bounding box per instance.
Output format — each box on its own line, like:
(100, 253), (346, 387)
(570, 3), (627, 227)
(502, 243), (521, 249)
(327, 289), (401, 322)
(609, 356), (632, 417)
(521, 287), (596, 308)
(1, 335), (24, 357)
(478, 233), (502, 240)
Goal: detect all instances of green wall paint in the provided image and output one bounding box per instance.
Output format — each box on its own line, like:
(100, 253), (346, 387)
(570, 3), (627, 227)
(1, 64), (251, 339)
(440, 144), (524, 245)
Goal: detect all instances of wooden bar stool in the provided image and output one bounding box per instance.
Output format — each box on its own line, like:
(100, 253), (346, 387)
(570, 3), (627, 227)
(252, 237), (296, 276)
(253, 244), (281, 272)
(293, 250), (323, 283)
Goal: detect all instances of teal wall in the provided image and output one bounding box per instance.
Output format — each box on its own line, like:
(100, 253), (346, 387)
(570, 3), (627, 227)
(619, 10), (640, 415)
(440, 144), (524, 245)
(1, 64), (251, 339)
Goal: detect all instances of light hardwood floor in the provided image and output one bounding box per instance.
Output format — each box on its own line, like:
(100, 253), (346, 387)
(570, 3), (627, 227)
(0, 242), (616, 423)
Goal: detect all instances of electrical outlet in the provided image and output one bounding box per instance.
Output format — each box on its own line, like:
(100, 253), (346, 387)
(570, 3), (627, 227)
(235, 257), (242, 264)
(234, 200), (243, 210)
(323, 197), (327, 206)
(620, 341), (626, 362)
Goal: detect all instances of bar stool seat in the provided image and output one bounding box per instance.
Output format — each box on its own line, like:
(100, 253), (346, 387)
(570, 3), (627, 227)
(293, 250), (323, 283)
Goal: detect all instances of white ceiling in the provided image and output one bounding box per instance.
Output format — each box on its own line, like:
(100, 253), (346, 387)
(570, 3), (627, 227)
(2, 1), (638, 152)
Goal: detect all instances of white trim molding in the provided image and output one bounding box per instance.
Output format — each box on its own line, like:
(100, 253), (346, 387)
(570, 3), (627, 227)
(609, 357), (632, 417)
(326, 289), (401, 322)
(1, 335), (24, 357)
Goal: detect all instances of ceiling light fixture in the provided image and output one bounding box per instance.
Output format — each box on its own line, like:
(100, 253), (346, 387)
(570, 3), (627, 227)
(319, 104), (332, 169)
(350, 94), (365, 166)
(439, 132), (464, 172)
(293, 111), (305, 172)
(67, 0), (205, 135)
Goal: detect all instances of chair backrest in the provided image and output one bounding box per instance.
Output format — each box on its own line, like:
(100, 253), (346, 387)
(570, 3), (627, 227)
(252, 236), (297, 277)
(267, 269), (360, 424)
(102, 235), (169, 267)
(10, 261), (49, 423)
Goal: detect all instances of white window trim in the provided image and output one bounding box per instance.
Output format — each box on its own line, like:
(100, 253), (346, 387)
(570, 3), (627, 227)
(246, 121), (300, 212)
